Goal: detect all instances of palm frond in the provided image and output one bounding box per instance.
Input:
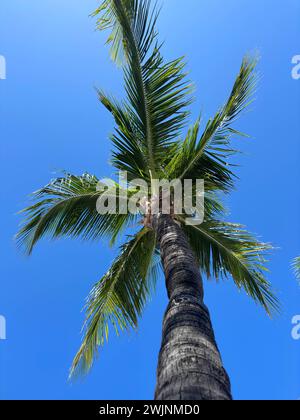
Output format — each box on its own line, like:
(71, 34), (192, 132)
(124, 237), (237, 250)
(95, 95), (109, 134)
(293, 257), (300, 280)
(93, 0), (192, 176)
(168, 57), (258, 192)
(92, 0), (136, 65)
(166, 118), (235, 192)
(16, 173), (135, 254)
(98, 90), (150, 180)
(179, 217), (278, 315)
(70, 227), (158, 377)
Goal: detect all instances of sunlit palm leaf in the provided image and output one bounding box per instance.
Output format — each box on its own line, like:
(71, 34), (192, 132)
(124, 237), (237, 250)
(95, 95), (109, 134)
(179, 217), (278, 314)
(293, 257), (300, 280)
(167, 57), (257, 192)
(94, 0), (192, 176)
(16, 173), (135, 254)
(166, 118), (235, 192)
(70, 227), (158, 376)
(92, 0), (136, 65)
(97, 90), (150, 180)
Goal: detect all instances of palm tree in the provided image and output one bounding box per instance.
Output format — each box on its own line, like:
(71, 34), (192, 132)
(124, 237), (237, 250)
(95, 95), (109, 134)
(16, 0), (278, 400)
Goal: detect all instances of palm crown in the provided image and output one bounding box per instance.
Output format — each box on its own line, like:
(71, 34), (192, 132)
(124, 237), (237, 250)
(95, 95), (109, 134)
(16, 0), (278, 378)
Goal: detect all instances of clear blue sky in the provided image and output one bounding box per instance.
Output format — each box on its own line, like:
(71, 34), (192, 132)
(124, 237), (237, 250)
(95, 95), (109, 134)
(1, 0), (299, 400)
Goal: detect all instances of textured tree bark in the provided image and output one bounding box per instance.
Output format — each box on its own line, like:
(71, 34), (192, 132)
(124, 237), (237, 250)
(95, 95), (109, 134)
(154, 214), (232, 401)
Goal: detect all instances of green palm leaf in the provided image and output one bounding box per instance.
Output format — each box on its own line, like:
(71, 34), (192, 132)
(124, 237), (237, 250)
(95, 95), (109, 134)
(16, 173), (135, 254)
(93, 0), (192, 177)
(166, 118), (235, 192)
(97, 90), (149, 180)
(167, 57), (257, 192)
(179, 217), (278, 314)
(70, 227), (159, 376)
(293, 257), (300, 280)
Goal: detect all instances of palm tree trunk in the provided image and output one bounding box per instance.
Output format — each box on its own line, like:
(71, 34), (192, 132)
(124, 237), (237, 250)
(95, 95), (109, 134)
(154, 214), (232, 401)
